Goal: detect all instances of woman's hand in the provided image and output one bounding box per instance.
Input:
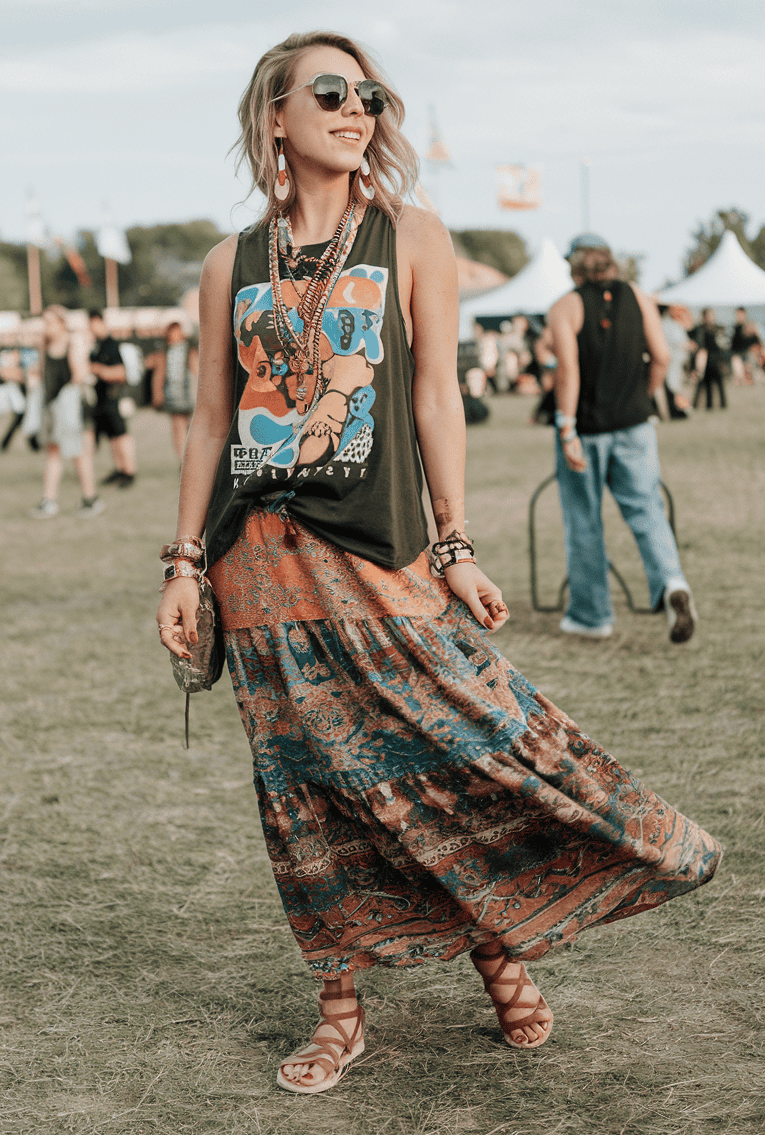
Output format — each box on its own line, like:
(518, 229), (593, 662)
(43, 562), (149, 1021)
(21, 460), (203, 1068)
(156, 577), (200, 659)
(443, 562), (509, 631)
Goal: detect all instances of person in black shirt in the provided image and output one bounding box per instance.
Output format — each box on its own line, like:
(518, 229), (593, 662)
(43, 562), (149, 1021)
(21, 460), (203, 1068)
(548, 234), (696, 643)
(690, 308), (727, 410)
(730, 307), (762, 386)
(89, 310), (138, 487)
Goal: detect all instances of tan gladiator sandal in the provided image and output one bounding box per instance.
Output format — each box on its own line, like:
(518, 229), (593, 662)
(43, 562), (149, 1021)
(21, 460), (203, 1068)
(470, 945), (553, 1050)
(276, 988), (365, 1094)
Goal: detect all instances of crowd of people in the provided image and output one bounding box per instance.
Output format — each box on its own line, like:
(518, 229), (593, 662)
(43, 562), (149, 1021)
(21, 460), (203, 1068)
(0, 309), (198, 516)
(459, 300), (763, 427)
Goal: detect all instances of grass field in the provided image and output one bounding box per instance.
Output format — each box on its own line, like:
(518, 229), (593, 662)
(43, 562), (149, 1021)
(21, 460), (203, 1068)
(1, 390), (763, 1135)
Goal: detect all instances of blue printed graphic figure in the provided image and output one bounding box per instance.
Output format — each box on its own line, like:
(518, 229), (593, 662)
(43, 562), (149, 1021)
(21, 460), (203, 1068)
(335, 386), (376, 458)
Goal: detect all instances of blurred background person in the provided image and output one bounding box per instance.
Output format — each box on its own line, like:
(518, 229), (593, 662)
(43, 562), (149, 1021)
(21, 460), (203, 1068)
(690, 307), (727, 410)
(659, 304), (694, 419)
(474, 323), (500, 394)
(457, 340), (490, 424)
(729, 306), (762, 386)
(89, 310), (138, 488)
(0, 346), (29, 450)
(530, 322), (557, 424)
(30, 305), (104, 519)
(152, 321), (198, 460)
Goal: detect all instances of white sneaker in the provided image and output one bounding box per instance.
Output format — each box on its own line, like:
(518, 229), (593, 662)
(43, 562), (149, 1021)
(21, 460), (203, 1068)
(77, 497), (106, 518)
(665, 585), (697, 643)
(30, 498), (59, 519)
(559, 615), (614, 638)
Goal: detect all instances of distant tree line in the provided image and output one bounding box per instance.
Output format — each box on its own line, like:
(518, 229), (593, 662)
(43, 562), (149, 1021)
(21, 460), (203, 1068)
(450, 229), (528, 279)
(0, 219), (228, 312)
(3, 208), (761, 314)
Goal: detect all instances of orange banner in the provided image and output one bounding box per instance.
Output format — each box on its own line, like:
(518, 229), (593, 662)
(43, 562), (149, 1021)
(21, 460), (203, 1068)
(497, 165), (541, 210)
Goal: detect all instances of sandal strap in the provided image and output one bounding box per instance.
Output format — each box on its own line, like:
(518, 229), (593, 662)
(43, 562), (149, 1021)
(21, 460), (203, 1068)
(283, 1045), (337, 1075)
(318, 993), (364, 1043)
(471, 951), (549, 1035)
(281, 998), (364, 1074)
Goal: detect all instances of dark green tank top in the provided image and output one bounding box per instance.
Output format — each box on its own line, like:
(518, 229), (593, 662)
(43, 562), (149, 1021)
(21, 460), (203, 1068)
(205, 207), (429, 570)
(575, 279), (654, 434)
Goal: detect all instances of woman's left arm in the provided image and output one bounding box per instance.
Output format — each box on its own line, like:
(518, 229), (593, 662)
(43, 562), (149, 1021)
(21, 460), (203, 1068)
(399, 207), (508, 632)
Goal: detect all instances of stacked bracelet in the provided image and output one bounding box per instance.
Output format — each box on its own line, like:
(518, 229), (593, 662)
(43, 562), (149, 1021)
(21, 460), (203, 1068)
(160, 536), (204, 565)
(160, 560), (206, 590)
(160, 536), (207, 590)
(428, 534), (476, 578)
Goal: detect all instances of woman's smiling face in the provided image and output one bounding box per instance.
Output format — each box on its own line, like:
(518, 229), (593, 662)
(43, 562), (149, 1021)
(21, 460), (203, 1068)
(274, 45), (376, 178)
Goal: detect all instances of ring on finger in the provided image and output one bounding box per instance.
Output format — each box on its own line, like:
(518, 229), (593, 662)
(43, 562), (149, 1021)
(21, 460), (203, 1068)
(158, 623), (179, 636)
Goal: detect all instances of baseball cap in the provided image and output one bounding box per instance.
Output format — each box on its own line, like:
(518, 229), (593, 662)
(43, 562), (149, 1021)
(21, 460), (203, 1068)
(565, 232), (610, 258)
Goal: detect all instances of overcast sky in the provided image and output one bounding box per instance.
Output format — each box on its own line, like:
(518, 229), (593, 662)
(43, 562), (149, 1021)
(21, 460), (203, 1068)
(2, 0), (764, 289)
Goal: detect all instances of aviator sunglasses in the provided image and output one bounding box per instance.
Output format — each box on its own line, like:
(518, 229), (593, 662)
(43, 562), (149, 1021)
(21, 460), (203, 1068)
(271, 73), (388, 117)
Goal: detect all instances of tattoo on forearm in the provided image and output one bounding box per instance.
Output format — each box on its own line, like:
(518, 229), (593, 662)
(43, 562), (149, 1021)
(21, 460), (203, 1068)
(432, 496), (465, 537)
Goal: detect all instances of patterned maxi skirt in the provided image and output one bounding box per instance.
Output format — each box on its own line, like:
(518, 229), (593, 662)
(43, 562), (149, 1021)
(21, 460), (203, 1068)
(207, 509), (722, 978)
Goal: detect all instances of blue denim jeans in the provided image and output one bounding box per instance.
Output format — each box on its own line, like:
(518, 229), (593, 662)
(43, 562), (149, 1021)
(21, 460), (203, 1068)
(555, 421), (687, 628)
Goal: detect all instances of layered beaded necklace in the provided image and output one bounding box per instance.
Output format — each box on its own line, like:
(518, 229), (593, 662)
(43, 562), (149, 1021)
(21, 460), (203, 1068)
(268, 202), (365, 409)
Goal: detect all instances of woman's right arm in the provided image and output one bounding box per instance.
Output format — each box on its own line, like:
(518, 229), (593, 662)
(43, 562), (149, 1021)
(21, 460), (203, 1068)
(156, 234), (238, 655)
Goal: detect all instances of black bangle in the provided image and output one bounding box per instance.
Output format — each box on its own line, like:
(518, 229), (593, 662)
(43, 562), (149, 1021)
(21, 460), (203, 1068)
(160, 561), (205, 588)
(428, 536), (476, 578)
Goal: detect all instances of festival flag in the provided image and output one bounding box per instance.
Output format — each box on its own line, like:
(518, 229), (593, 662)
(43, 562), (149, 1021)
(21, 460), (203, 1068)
(497, 164), (542, 210)
(96, 214), (132, 265)
(55, 237), (92, 287)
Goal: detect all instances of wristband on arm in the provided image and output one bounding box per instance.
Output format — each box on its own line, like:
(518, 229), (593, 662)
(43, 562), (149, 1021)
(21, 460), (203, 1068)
(554, 410), (578, 443)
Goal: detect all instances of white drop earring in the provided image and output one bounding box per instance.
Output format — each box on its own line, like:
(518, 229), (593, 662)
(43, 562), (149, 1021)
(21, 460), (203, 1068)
(274, 139), (290, 202)
(359, 154), (375, 201)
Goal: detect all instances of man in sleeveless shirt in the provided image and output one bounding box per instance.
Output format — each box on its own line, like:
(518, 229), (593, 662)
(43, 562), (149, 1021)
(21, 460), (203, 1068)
(89, 311), (138, 488)
(547, 234), (696, 643)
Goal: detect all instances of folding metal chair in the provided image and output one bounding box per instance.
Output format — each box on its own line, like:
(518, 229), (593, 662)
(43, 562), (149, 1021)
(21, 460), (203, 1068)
(528, 472), (676, 614)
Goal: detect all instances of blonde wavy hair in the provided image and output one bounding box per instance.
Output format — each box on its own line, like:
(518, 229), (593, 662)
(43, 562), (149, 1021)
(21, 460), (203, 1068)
(232, 30), (419, 227)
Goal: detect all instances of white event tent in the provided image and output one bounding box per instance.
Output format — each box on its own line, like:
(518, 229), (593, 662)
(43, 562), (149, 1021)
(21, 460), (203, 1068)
(657, 231), (765, 307)
(459, 237), (572, 339)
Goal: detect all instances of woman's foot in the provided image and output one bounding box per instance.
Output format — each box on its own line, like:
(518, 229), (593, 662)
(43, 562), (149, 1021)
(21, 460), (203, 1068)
(277, 978), (364, 1094)
(470, 943), (553, 1049)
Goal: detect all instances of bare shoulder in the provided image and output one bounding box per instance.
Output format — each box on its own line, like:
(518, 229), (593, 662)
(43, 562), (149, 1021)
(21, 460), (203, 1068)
(202, 233), (239, 280)
(628, 281), (658, 312)
(548, 289), (580, 323)
(199, 234), (239, 319)
(396, 204), (455, 264)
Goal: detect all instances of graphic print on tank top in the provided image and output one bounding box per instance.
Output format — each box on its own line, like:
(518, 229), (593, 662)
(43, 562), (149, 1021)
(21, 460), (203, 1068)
(230, 263), (388, 480)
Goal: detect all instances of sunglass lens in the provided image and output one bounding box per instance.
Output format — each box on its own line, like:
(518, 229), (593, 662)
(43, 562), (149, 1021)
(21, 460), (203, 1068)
(357, 80), (388, 116)
(312, 74), (346, 111)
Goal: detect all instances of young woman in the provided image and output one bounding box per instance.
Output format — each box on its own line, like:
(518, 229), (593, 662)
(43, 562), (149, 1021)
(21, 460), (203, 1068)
(157, 31), (721, 1094)
(151, 321), (199, 460)
(31, 305), (104, 518)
